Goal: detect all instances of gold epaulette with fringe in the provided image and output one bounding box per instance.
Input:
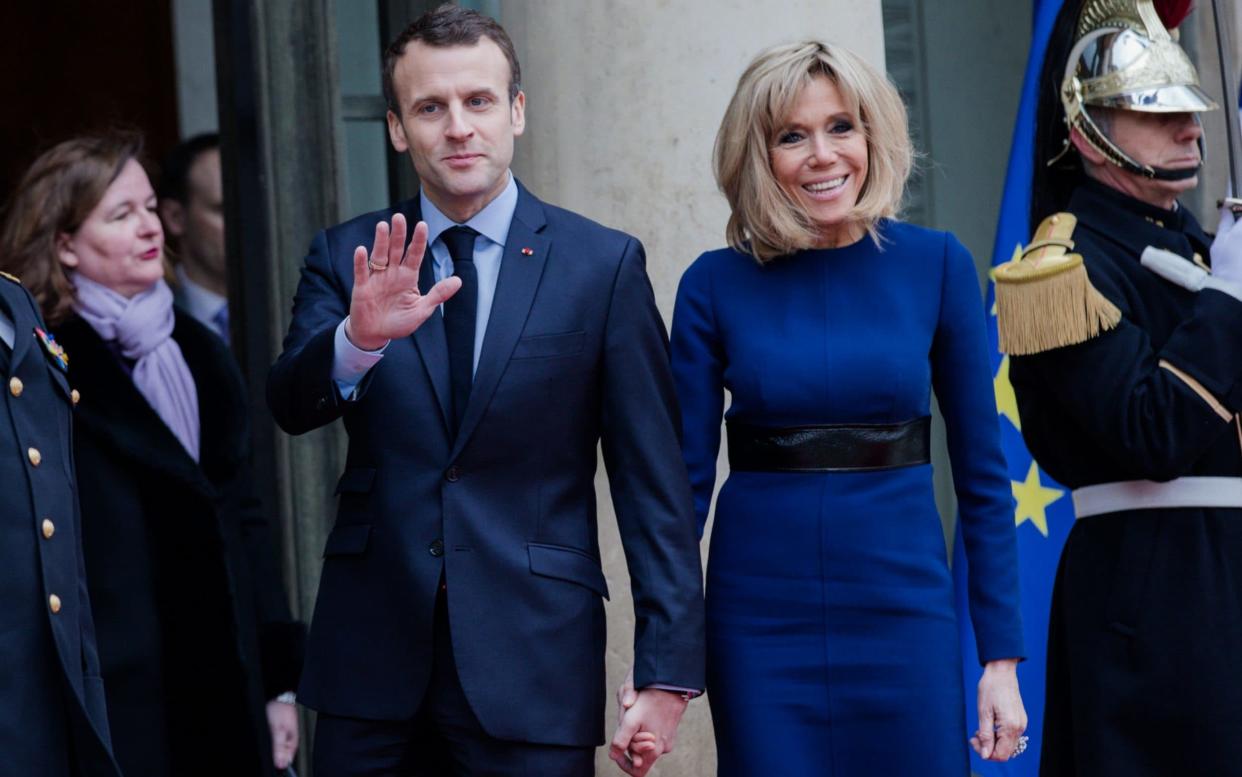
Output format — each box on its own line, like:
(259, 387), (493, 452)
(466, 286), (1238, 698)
(0, 271), (19, 285)
(994, 212), (1120, 355)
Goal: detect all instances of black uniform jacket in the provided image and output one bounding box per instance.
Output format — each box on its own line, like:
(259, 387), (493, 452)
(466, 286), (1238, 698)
(1010, 179), (1242, 777)
(55, 310), (304, 777)
(0, 278), (120, 777)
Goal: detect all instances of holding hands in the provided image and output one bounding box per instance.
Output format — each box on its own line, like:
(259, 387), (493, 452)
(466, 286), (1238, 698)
(970, 658), (1028, 762)
(265, 699), (299, 770)
(610, 668), (689, 776)
(345, 214), (461, 351)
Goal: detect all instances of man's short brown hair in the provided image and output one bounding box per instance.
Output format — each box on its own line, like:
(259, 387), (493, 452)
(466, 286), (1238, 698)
(382, 4), (522, 112)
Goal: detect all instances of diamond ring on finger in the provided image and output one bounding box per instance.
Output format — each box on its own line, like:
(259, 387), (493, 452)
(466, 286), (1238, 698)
(1009, 735), (1030, 759)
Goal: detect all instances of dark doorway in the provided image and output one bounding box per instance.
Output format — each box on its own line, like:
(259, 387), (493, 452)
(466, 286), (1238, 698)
(0, 2), (180, 198)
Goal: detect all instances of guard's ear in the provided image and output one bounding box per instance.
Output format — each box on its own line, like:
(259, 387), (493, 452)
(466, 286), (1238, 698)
(1069, 127), (1107, 167)
(56, 233), (79, 269)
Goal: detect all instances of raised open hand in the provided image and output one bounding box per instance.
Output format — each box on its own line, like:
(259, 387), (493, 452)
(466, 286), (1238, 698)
(345, 214), (462, 350)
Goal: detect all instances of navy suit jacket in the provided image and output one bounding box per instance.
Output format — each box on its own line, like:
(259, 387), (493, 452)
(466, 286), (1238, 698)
(0, 277), (120, 777)
(268, 183), (705, 746)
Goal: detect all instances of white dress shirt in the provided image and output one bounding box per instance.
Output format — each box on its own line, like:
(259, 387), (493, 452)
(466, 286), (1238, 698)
(175, 265), (229, 340)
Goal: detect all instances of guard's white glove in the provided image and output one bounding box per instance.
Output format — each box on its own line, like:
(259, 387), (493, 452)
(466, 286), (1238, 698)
(1210, 206), (1242, 286)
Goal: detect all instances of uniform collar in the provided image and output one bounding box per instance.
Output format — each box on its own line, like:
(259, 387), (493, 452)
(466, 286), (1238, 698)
(1069, 178), (1211, 260)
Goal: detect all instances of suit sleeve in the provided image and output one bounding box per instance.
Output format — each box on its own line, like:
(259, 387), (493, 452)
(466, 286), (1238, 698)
(267, 229), (373, 435)
(599, 238), (706, 692)
(669, 256), (726, 537)
(930, 234), (1025, 663)
(1012, 267), (1242, 483)
(235, 420), (306, 698)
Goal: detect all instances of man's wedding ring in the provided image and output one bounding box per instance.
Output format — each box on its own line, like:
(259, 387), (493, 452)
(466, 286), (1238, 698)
(367, 258), (389, 272)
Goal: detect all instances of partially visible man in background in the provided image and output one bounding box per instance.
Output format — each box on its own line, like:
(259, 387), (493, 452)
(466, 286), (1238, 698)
(159, 133), (230, 342)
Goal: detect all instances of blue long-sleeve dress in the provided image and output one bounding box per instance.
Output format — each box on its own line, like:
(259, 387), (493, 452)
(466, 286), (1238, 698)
(671, 221), (1023, 775)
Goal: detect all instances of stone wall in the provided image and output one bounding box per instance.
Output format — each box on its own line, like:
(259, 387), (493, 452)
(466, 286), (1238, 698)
(502, 4), (885, 772)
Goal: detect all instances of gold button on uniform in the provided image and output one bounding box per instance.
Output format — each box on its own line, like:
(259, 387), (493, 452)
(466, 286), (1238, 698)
(42, 519), (54, 539)
(71, 389), (80, 406)
(27, 447), (41, 467)
(48, 594), (61, 614)
(8, 377), (22, 397)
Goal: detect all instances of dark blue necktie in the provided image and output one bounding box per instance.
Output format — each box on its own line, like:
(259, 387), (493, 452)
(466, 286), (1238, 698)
(441, 226), (479, 433)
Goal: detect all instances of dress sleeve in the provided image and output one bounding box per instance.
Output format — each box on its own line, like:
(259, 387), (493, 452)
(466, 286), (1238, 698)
(930, 234), (1025, 663)
(670, 255), (727, 537)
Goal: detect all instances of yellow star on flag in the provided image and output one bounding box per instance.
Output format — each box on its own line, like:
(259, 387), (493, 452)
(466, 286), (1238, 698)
(987, 245), (1024, 317)
(994, 355), (1021, 431)
(1012, 461), (1063, 537)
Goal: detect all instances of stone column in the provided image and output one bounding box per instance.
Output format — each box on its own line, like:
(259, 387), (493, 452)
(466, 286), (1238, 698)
(501, 4), (884, 773)
(214, 2), (345, 771)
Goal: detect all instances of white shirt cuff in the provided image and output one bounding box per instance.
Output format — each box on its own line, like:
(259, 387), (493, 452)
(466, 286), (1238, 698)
(645, 684), (702, 700)
(332, 317), (387, 400)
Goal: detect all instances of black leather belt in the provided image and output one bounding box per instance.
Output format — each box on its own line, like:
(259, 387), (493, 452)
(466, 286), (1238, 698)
(727, 416), (931, 472)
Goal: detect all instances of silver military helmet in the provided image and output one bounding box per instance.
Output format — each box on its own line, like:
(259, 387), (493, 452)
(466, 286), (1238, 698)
(1059, 0), (1218, 180)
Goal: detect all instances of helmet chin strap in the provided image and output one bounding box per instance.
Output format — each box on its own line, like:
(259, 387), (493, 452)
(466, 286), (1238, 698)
(1072, 109), (1204, 181)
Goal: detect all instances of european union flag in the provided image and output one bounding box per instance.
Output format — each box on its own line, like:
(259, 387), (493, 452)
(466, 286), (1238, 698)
(952, 1), (1072, 774)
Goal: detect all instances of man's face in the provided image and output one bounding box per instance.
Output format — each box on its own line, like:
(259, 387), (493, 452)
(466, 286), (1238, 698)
(161, 148), (226, 285)
(386, 39), (525, 222)
(1082, 108), (1203, 208)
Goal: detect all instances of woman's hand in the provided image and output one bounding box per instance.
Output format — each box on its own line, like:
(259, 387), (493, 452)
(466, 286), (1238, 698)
(970, 658), (1027, 761)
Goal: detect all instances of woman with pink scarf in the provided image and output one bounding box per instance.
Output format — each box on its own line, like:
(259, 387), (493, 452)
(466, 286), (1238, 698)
(0, 132), (303, 777)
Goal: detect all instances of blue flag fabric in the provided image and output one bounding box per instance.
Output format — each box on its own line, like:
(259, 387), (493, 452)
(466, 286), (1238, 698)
(952, 1), (1071, 775)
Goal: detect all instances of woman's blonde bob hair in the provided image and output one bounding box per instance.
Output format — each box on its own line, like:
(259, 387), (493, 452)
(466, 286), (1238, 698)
(714, 41), (913, 262)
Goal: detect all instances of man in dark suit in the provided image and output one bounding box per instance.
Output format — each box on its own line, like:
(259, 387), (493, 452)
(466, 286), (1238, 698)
(0, 272), (120, 777)
(267, 6), (705, 776)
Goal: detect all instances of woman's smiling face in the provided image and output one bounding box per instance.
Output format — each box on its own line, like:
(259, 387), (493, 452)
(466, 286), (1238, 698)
(770, 75), (869, 248)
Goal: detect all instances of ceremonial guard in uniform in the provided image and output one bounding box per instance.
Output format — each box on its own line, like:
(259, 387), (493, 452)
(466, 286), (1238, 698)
(995, 1), (1242, 774)
(0, 272), (120, 776)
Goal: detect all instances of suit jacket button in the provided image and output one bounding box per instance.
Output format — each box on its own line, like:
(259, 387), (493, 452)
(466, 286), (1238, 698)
(42, 519), (54, 539)
(8, 377), (22, 397)
(27, 447), (41, 467)
(445, 466), (460, 482)
(429, 539), (444, 557)
(48, 594), (61, 614)
(316, 396), (329, 411)
(71, 389), (80, 406)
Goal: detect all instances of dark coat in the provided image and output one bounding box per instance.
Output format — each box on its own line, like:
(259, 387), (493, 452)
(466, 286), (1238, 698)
(55, 310), (304, 777)
(268, 183), (705, 747)
(0, 277), (120, 777)
(1010, 180), (1242, 777)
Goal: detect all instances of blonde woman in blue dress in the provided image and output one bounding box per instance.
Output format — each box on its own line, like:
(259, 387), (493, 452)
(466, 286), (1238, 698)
(670, 41), (1027, 774)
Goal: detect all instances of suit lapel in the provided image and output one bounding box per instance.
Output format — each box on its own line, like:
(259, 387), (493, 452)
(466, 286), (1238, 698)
(399, 198), (452, 431)
(450, 189), (550, 460)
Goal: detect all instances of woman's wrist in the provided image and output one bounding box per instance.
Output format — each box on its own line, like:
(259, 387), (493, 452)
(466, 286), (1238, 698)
(983, 658), (1020, 674)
